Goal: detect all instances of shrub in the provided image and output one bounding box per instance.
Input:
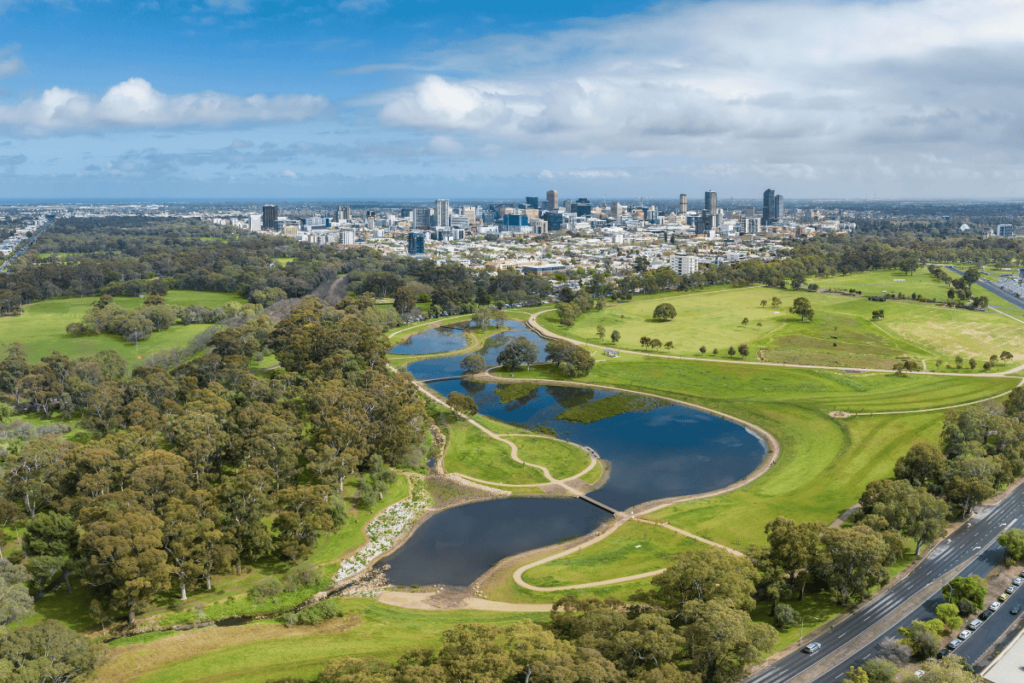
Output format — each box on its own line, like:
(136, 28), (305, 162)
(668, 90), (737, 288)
(861, 657), (898, 683)
(283, 563), (324, 593)
(774, 603), (797, 629)
(248, 577), (284, 604)
(285, 598), (344, 627)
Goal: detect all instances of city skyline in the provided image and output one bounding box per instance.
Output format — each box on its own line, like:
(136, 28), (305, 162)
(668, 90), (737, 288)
(0, 0), (1022, 199)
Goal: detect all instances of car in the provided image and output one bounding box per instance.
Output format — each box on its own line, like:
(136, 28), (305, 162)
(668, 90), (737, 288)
(1008, 585), (1018, 594)
(1014, 577), (1023, 586)
(968, 619), (984, 630)
(1013, 604), (1022, 615)
(948, 638), (963, 649)
(803, 642), (821, 654)
(938, 648), (950, 660)
(991, 601), (1003, 611)
(982, 609), (995, 619)
(958, 630), (973, 640)
(1000, 593), (1010, 602)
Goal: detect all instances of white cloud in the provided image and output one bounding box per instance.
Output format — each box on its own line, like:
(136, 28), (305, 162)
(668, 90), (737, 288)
(0, 78), (330, 135)
(282, 169), (297, 178)
(0, 44), (24, 78)
(366, 0), (1024, 188)
(338, 0), (386, 12)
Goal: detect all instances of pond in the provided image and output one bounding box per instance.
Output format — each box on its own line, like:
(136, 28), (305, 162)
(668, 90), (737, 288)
(380, 318), (767, 586)
(390, 322), (472, 356)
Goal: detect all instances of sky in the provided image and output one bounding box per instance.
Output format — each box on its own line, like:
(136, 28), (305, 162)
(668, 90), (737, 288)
(0, 0), (1023, 200)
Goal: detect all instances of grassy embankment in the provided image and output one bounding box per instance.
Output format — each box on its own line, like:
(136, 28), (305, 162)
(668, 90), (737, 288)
(443, 419), (547, 486)
(507, 436), (592, 481)
(97, 599), (550, 683)
(540, 284), (1024, 370)
(0, 291), (245, 366)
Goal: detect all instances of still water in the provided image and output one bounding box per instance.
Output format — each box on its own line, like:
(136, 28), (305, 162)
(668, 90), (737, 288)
(380, 320), (766, 586)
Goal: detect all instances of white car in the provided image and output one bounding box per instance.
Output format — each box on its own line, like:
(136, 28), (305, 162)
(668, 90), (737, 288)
(1007, 585), (1018, 594)
(990, 601), (1003, 611)
(948, 638), (963, 649)
(1013, 577), (1023, 586)
(958, 630), (973, 640)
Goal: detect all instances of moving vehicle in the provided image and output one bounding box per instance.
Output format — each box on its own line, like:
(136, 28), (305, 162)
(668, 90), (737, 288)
(803, 642), (821, 654)
(1012, 604), (1022, 615)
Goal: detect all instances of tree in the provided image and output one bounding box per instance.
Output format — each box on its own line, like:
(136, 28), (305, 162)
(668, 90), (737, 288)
(653, 303), (677, 322)
(815, 525), (891, 605)
(684, 600), (777, 683)
(790, 274), (806, 290)
(596, 325), (605, 340)
(999, 528), (1024, 563)
(894, 442), (947, 489)
(0, 619), (102, 681)
(861, 658), (898, 683)
(917, 655), (984, 682)
(545, 340), (595, 378)
(650, 339), (663, 352)
(969, 358), (977, 370)
(496, 336), (538, 371)
(392, 286), (418, 315)
(556, 302), (580, 327)
(358, 454), (397, 506)
(860, 479), (950, 554)
(771, 296), (782, 309)
(610, 330), (620, 344)
(936, 602), (961, 632)
(634, 255), (650, 273)
(727, 346), (736, 356)
(792, 297), (814, 321)
(78, 509), (172, 625)
(898, 620), (942, 659)
(942, 456), (997, 517)
(0, 559), (34, 625)
(459, 353), (485, 374)
(765, 517), (825, 598)
(272, 485), (336, 561)
(843, 667), (869, 683)
(741, 318), (749, 326)
(942, 575), (987, 612)
(447, 392), (478, 418)
(637, 545), (758, 616)
(760, 300), (767, 308)
(699, 345), (706, 355)
(22, 512), (79, 596)
(738, 343), (750, 358)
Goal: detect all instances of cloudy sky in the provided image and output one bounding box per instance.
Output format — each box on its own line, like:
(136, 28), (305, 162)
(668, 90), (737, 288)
(0, 0), (1022, 199)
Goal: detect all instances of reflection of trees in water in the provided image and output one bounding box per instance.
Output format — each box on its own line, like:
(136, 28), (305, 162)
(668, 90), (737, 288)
(459, 380), (487, 396)
(481, 334), (511, 352)
(505, 387), (540, 411)
(546, 385), (595, 410)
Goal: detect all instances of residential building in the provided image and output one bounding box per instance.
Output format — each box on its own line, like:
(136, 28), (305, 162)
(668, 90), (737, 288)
(669, 254), (699, 276)
(407, 231), (426, 255)
(339, 230), (356, 245)
(434, 199), (450, 228)
(413, 207), (432, 229)
(679, 194), (687, 216)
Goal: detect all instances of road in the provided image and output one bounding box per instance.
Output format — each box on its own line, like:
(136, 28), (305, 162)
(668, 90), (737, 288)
(0, 219), (52, 273)
(745, 483), (1024, 683)
(946, 265), (1024, 313)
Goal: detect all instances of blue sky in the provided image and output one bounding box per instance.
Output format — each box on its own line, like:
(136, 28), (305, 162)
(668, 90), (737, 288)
(1, 0), (1023, 199)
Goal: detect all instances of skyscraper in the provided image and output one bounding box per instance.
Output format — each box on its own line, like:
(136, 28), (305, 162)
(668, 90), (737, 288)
(775, 195), (784, 222)
(547, 190), (559, 211)
(434, 199), (450, 228)
(704, 191), (716, 216)
(412, 207), (431, 229)
(526, 196), (539, 210)
(763, 189), (776, 225)
(679, 194), (687, 216)
(262, 205), (278, 232)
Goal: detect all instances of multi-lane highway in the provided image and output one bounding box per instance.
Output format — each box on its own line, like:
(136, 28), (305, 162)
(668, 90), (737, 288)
(745, 483), (1024, 683)
(946, 265), (1024, 313)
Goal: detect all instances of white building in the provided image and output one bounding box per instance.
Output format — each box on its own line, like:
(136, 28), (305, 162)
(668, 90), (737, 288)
(340, 230), (356, 245)
(669, 253), (699, 276)
(248, 214), (262, 232)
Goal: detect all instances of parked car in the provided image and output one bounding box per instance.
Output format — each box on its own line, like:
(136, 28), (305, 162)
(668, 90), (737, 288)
(1013, 577), (1023, 586)
(991, 601), (1003, 611)
(938, 648), (950, 660)
(982, 609), (995, 619)
(958, 630), (973, 640)
(968, 619), (983, 630)
(948, 638), (963, 650)
(1008, 585), (1018, 594)
(1012, 604), (1022, 615)
(803, 642), (821, 654)
(1000, 593), (1010, 602)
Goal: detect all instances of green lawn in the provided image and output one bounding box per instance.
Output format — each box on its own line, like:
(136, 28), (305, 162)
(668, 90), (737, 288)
(807, 268), (954, 299)
(521, 522), (697, 587)
(538, 286), (1024, 370)
(306, 475), (411, 566)
(0, 291), (244, 365)
(109, 600), (550, 683)
(444, 420), (548, 485)
(507, 436), (592, 480)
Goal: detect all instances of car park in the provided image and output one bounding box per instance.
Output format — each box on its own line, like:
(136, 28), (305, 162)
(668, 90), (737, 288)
(958, 630), (972, 640)
(981, 609), (994, 619)
(803, 642), (821, 654)
(948, 638), (962, 649)
(968, 619), (983, 630)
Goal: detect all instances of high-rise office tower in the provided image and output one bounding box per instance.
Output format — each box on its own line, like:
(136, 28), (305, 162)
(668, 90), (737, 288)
(704, 191), (716, 216)
(526, 196), (539, 210)
(775, 195), (784, 222)
(763, 189), (776, 225)
(547, 190), (559, 211)
(679, 194), (687, 216)
(434, 199), (450, 228)
(262, 205), (278, 232)
(575, 198), (592, 217)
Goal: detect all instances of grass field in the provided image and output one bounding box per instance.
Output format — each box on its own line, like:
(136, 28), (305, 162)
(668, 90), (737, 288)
(538, 286), (1024, 370)
(98, 600), (549, 683)
(521, 521), (697, 587)
(807, 268), (954, 299)
(507, 436), (592, 480)
(0, 291), (244, 365)
(443, 419), (548, 485)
